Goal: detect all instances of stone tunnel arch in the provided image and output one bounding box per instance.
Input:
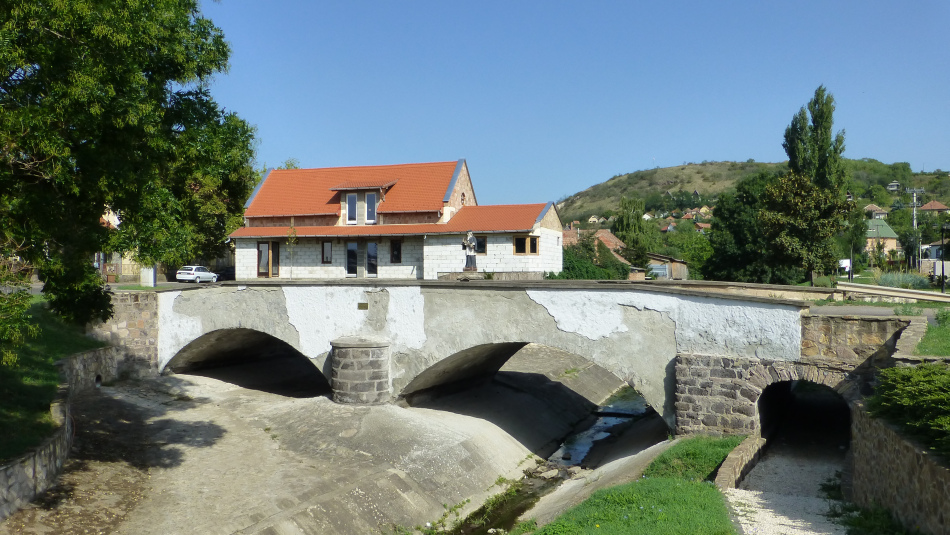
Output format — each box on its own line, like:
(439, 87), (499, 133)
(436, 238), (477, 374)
(675, 355), (863, 436)
(164, 328), (331, 398)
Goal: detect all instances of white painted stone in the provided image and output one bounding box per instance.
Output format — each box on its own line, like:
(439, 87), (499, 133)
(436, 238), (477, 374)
(157, 291), (203, 370)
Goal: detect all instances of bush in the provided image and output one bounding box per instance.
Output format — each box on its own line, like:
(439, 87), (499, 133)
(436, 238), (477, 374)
(813, 275), (834, 288)
(875, 271), (931, 290)
(868, 362), (950, 459)
(935, 309), (950, 327)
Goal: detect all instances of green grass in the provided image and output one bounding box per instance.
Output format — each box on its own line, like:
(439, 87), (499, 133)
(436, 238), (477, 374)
(914, 324), (950, 356)
(524, 478), (735, 535)
(642, 435), (744, 481)
(515, 435), (742, 535)
(0, 297), (107, 463)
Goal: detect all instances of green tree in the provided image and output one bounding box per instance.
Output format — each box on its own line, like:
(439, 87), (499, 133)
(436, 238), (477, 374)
(0, 0), (256, 323)
(783, 85), (846, 190)
(868, 185), (892, 208)
(611, 196), (659, 269)
(663, 225), (713, 279)
(0, 241), (38, 368)
(836, 206), (869, 278)
(762, 87), (851, 283)
(759, 173), (852, 278)
(705, 172), (803, 284)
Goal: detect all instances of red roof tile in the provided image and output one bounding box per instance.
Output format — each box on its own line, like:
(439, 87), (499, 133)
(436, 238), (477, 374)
(231, 204), (550, 239)
(330, 179), (399, 191)
(444, 204), (548, 232)
(920, 200), (950, 211)
(244, 161), (459, 218)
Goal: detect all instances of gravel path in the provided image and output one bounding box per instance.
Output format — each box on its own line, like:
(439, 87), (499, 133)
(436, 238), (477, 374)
(724, 386), (850, 535)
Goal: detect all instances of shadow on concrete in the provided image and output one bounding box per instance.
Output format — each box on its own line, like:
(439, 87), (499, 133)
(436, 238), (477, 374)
(405, 371), (599, 457)
(186, 355), (332, 399)
(31, 379), (226, 511)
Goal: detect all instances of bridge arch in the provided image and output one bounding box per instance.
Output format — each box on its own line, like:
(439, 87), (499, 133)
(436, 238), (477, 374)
(400, 342), (642, 456)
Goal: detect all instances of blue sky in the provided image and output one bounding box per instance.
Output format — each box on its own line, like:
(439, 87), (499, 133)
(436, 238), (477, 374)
(201, 1), (950, 205)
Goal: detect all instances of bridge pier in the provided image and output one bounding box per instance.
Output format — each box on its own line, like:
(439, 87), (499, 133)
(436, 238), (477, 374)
(329, 336), (392, 404)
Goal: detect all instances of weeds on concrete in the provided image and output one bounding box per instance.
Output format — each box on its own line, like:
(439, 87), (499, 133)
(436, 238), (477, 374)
(893, 303), (923, 316)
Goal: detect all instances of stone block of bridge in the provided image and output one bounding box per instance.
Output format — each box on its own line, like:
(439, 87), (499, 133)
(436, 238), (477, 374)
(330, 336), (392, 404)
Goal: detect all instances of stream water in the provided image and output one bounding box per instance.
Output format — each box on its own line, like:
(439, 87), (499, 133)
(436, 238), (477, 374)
(447, 386), (655, 534)
(548, 386), (651, 467)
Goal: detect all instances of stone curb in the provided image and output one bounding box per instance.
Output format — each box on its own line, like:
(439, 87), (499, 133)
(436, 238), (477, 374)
(714, 435), (768, 489)
(0, 346), (123, 521)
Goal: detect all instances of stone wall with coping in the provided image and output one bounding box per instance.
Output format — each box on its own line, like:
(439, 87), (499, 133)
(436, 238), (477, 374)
(87, 291), (159, 378)
(57, 346), (129, 391)
(1, 344), (136, 521)
(851, 401), (950, 535)
(714, 435), (767, 489)
(0, 387), (71, 521)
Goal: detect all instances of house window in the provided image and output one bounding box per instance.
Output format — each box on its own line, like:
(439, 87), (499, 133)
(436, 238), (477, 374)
(390, 239), (402, 263)
(366, 193), (377, 224)
(346, 242), (358, 276)
(513, 236), (539, 255)
(367, 242), (378, 277)
(257, 241), (280, 277)
(475, 236), (487, 254)
(322, 241), (332, 264)
(346, 194), (357, 224)
(461, 192), (466, 206)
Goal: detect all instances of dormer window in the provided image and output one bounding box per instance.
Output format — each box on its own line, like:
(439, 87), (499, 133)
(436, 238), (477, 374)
(346, 194), (357, 224)
(366, 192), (377, 224)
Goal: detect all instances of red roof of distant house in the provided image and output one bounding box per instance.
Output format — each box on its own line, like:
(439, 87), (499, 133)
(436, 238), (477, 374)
(920, 200), (950, 212)
(695, 222), (711, 230)
(231, 204), (550, 238)
(244, 161), (459, 218)
(562, 229), (627, 248)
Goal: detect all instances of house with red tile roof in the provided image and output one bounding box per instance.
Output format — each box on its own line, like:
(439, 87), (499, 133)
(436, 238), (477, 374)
(230, 160), (562, 280)
(919, 200), (950, 215)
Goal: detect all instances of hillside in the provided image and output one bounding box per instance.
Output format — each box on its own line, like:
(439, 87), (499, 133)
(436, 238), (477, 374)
(558, 159), (948, 225)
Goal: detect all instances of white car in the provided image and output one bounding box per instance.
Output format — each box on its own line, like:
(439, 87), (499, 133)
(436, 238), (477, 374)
(176, 265), (218, 283)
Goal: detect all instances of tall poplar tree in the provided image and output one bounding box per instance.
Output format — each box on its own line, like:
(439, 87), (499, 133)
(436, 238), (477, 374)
(762, 86), (851, 282)
(782, 85), (847, 191)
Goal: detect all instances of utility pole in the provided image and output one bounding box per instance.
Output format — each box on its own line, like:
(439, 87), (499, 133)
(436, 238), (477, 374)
(908, 188), (925, 271)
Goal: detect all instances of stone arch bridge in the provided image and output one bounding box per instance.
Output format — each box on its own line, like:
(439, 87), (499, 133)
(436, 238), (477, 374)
(92, 280), (909, 434)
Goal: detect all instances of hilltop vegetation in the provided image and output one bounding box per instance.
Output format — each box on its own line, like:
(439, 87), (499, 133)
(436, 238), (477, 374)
(559, 159), (948, 225)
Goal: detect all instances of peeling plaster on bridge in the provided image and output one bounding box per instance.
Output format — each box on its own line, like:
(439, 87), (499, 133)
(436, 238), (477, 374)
(147, 281), (807, 428)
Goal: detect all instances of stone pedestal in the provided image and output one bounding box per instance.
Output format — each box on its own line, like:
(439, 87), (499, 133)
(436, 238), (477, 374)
(330, 336), (392, 404)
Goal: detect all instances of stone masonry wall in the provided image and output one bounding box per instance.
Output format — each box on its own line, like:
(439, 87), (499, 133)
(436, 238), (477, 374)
(87, 291), (159, 377)
(851, 402), (950, 535)
(0, 387), (71, 521)
(57, 346), (129, 392)
(800, 315), (908, 371)
(676, 316), (909, 436)
(674, 355), (856, 436)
